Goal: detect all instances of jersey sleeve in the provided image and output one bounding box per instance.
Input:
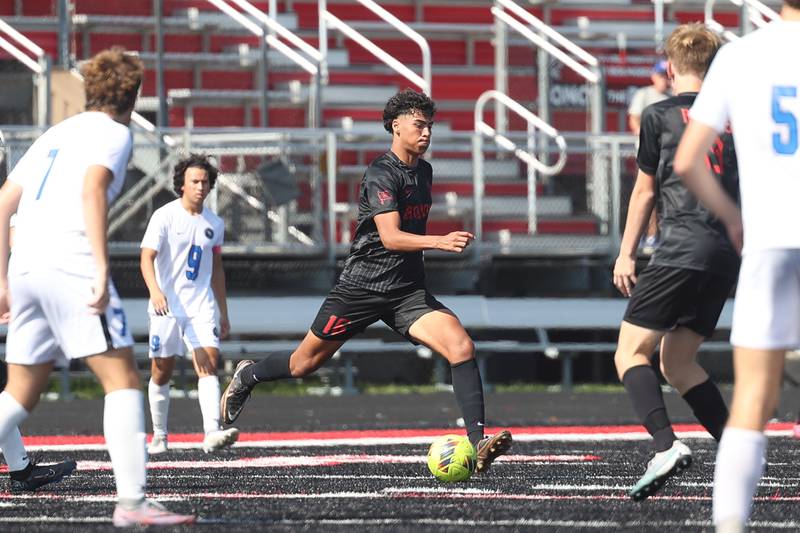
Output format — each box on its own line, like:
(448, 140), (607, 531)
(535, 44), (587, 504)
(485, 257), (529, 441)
(87, 126), (132, 182)
(213, 218), (224, 252)
(636, 105), (661, 175)
(689, 45), (733, 132)
(628, 87), (646, 116)
(364, 164), (402, 219)
(6, 136), (48, 188)
(140, 209), (165, 251)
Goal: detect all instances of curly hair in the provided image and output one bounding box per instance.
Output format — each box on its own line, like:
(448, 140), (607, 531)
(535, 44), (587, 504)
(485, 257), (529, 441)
(172, 153), (218, 197)
(81, 47), (143, 116)
(382, 89), (436, 133)
(664, 23), (722, 78)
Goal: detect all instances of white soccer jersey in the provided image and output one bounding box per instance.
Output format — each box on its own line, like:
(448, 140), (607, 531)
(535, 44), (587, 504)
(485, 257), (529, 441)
(7, 112), (132, 276)
(690, 21), (800, 252)
(141, 198), (224, 318)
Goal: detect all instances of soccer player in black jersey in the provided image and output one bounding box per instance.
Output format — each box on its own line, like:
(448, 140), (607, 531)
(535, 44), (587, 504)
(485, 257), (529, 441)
(612, 24), (739, 501)
(221, 89), (512, 472)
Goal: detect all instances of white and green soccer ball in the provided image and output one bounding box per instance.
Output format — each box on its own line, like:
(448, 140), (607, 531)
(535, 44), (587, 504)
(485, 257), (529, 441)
(426, 434), (477, 483)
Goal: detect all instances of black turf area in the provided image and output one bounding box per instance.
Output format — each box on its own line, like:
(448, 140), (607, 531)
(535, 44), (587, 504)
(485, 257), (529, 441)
(2, 391), (800, 532)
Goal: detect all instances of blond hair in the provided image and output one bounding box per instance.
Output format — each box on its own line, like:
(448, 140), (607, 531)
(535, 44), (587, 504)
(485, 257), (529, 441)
(81, 47), (143, 115)
(664, 23), (722, 79)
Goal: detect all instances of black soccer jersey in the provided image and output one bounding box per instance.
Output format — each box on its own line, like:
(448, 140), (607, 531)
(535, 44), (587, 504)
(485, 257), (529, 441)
(637, 92), (740, 276)
(337, 151), (433, 293)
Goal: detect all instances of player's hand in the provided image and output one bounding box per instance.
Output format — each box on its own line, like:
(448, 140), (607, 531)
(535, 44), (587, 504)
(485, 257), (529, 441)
(150, 290), (169, 316)
(613, 255), (637, 297)
(436, 231), (474, 253)
(0, 283), (11, 324)
(725, 218), (744, 255)
(219, 316), (230, 340)
(87, 276), (110, 314)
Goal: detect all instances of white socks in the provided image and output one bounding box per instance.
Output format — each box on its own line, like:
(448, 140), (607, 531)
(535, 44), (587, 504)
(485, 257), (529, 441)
(150, 375), (222, 436)
(713, 427), (767, 527)
(0, 392), (30, 472)
(197, 375), (222, 434)
(148, 379), (170, 437)
(104, 388), (146, 503)
(1, 427), (30, 472)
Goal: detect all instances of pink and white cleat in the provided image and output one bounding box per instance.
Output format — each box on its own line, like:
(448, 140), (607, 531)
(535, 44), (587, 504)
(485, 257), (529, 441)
(794, 422), (800, 440)
(112, 499), (195, 527)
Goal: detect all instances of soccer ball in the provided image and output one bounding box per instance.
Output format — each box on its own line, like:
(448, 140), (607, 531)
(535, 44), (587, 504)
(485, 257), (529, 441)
(426, 434), (477, 482)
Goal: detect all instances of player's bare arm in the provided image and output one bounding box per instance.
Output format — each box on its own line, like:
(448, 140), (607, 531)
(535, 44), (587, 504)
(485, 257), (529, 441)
(211, 250), (230, 339)
(0, 181), (22, 322)
(374, 211), (474, 253)
(675, 120), (743, 253)
(140, 247), (168, 315)
(82, 164), (113, 314)
(613, 169), (656, 297)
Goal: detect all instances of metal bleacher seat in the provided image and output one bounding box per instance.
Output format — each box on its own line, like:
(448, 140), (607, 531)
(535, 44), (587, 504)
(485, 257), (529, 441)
(0, 295), (731, 395)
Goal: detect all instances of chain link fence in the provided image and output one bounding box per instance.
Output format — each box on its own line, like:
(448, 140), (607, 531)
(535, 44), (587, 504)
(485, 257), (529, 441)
(0, 126), (637, 262)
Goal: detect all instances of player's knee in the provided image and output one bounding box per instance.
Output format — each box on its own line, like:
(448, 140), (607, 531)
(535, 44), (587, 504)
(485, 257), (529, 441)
(659, 357), (696, 392)
(150, 359), (174, 385)
(447, 337), (474, 364)
(288, 357), (317, 378)
(196, 354), (219, 377)
(613, 349), (631, 377)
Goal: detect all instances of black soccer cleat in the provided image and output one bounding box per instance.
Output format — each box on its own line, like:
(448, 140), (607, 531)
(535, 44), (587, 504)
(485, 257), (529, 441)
(475, 430), (513, 474)
(221, 359), (256, 425)
(9, 458), (78, 492)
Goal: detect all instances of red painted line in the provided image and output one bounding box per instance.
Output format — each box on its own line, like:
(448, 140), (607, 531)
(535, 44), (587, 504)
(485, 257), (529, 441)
(19, 423), (794, 446)
(3, 491), (800, 503)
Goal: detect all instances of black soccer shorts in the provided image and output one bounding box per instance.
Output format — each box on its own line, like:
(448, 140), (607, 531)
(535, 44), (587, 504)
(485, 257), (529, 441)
(623, 264), (735, 338)
(310, 283), (448, 343)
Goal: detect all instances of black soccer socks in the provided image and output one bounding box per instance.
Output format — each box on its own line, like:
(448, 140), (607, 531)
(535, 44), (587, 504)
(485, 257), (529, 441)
(682, 379), (728, 441)
(450, 358), (486, 448)
(242, 350), (293, 387)
(622, 365), (676, 452)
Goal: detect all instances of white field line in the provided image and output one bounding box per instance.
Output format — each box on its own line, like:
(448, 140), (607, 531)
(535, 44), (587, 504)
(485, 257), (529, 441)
(22, 428), (793, 452)
(69, 453), (597, 471)
(1, 516), (800, 530)
(7, 491), (800, 503)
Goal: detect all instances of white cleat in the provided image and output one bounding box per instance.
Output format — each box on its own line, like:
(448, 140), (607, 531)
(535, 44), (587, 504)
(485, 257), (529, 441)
(202, 427), (240, 453)
(629, 439), (692, 501)
(112, 499), (195, 527)
(715, 517), (745, 533)
(147, 435), (168, 455)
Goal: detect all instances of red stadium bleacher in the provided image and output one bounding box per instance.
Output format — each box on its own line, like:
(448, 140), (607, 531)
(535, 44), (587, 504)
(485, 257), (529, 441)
(5, 0), (720, 243)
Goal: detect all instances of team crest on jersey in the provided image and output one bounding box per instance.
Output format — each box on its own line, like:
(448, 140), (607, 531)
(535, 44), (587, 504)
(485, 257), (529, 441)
(377, 190), (393, 205)
(213, 327), (219, 338)
(205, 228), (214, 239)
(150, 335), (161, 352)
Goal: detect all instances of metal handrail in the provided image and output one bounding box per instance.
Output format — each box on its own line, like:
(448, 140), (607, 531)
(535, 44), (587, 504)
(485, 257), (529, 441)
(705, 0), (780, 39)
(318, 0), (431, 95)
(0, 18), (50, 127)
(231, 0), (322, 65)
(494, 0), (599, 82)
(206, 0), (322, 129)
(207, 0), (318, 75)
(475, 91), (567, 177)
(473, 90), (567, 237)
(492, 0), (604, 230)
(0, 18), (44, 72)
(492, 0), (603, 134)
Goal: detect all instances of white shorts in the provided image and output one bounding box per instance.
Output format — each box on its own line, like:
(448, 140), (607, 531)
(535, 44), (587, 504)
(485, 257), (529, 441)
(148, 314), (219, 358)
(731, 249), (800, 350)
(5, 270), (133, 366)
